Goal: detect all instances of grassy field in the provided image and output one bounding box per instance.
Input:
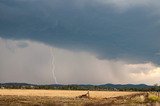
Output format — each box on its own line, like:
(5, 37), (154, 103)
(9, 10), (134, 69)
(0, 89), (151, 106)
(0, 89), (137, 99)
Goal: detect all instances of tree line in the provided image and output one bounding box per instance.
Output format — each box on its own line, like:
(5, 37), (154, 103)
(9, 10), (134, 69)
(0, 83), (160, 91)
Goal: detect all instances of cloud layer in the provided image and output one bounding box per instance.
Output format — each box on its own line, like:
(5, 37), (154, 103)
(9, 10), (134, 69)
(0, 38), (160, 85)
(0, 0), (160, 64)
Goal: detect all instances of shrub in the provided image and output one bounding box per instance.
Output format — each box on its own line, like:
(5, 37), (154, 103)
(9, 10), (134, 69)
(148, 94), (160, 102)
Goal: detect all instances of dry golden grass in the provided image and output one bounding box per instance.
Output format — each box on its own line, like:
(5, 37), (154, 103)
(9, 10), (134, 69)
(0, 89), (138, 99)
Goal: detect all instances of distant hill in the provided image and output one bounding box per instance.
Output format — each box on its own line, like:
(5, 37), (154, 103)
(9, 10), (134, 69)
(0, 83), (34, 86)
(99, 83), (151, 89)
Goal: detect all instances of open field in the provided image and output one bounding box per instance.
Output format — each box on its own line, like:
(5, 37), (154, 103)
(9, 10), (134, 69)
(0, 89), (138, 99)
(0, 89), (156, 106)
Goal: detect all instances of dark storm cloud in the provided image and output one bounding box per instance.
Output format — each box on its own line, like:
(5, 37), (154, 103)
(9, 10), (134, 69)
(0, 0), (160, 64)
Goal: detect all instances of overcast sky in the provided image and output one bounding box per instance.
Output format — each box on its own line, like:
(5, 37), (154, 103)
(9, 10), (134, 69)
(0, 0), (160, 85)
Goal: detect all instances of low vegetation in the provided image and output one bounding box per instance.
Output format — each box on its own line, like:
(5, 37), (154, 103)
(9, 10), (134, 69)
(0, 89), (160, 105)
(0, 89), (137, 98)
(148, 93), (160, 102)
